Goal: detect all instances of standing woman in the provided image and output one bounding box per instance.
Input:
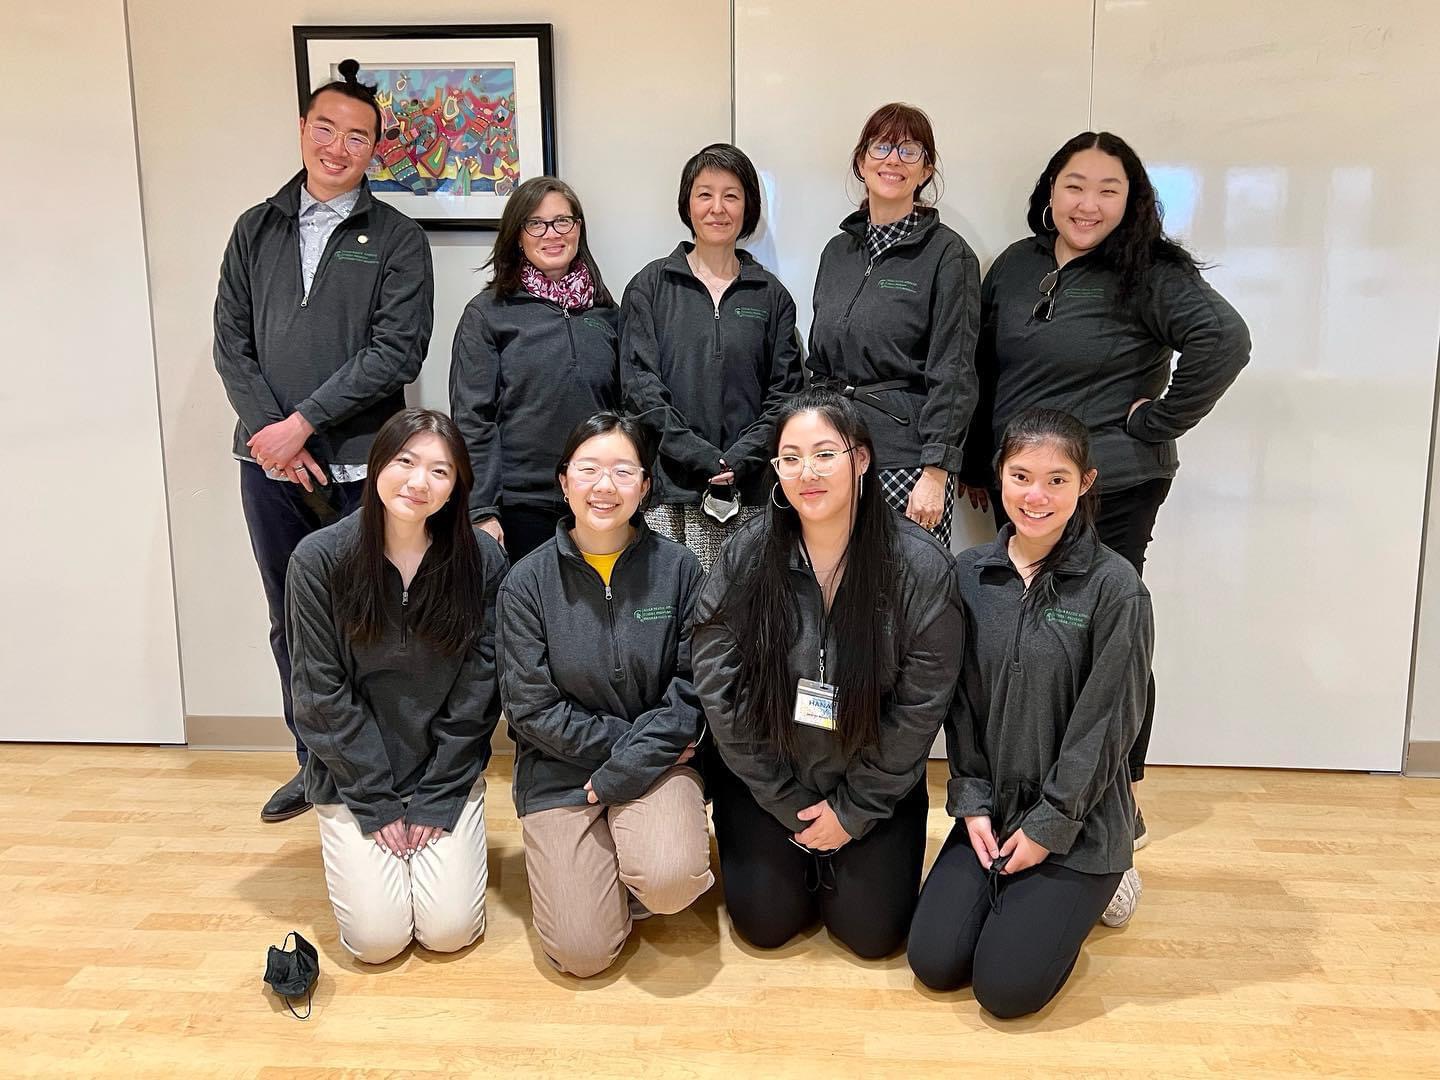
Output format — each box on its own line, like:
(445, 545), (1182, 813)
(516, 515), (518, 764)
(286, 408), (507, 964)
(910, 408), (1153, 1018)
(621, 143), (803, 570)
(692, 388), (963, 959)
(808, 102), (981, 547)
(497, 413), (713, 978)
(451, 176), (619, 562)
(960, 132), (1250, 841)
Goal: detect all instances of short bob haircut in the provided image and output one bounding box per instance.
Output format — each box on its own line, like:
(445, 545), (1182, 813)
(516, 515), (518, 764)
(555, 412), (661, 522)
(301, 59), (383, 142)
(677, 143), (763, 241)
(849, 102), (941, 205)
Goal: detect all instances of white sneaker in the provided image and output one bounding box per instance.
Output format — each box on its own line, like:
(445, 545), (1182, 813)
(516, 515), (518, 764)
(1101, 867), (1142, 928)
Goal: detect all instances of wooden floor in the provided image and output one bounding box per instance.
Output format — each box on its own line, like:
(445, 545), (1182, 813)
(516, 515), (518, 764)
(3, 746), (1438, 1079)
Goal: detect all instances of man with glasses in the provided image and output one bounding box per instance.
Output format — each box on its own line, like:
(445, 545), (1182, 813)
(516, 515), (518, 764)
(214, 60), (435, 823)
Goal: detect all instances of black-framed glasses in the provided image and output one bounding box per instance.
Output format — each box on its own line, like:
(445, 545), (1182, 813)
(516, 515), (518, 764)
(1032, 269), (1060, 321)
(867, 140), (925, 164)
(770, 447), (858, 480)
(523, 215), (579, 238)
(306, 121), (374, 157)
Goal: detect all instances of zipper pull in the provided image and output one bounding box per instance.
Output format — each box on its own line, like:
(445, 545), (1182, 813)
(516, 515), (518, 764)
(605, 584), (612, 601)
(563, 307), (571, 319)
(864, 265), (872, 279)
(714, 309), (720, 320)
(402, 589), (409, 607)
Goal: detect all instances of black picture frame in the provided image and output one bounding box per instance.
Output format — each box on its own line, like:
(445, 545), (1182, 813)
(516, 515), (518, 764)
(294, 23), (556, 230)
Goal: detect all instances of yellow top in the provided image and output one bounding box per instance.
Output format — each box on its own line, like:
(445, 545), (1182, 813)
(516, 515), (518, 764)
(581, 548), (622, 586)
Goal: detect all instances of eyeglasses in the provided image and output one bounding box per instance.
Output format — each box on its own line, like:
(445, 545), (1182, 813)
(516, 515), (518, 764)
(867, 140), (925, 165)
(306, 121), (374, 157)
(566, 462), (644, 488)
(770, 447), (857, 480)
(1032, 269), (1060, 321)
(523, 215), (579, 238)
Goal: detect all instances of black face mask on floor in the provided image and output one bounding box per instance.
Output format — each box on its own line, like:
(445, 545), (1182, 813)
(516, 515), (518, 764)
(264, 931), (319, 1020)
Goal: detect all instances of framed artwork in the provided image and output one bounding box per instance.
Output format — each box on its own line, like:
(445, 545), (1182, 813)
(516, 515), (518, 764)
(294, 24), (556, 229)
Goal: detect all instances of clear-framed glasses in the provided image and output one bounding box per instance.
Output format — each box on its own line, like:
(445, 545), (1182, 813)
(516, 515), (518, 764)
(523, 215), (579, 238)
(306, 121), (374, 157)
(566, 461), (644, 488)
(1032, 269), (1060, 321)
(867, 140), (925, 165)
(770, 447), (858, 480)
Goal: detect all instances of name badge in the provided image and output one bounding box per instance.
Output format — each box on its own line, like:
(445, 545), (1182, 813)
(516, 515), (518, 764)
(793, 678), (838, 731)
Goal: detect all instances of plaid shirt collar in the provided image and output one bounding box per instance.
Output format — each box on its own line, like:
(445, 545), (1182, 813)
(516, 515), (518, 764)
(865, 208), (923, 262)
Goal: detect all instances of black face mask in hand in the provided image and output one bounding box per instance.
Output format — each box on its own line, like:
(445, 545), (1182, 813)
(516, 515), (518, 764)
(263, 931), (319, 1019)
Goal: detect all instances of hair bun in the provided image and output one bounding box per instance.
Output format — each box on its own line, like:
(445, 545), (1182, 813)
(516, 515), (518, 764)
(338, 58), (360, 83)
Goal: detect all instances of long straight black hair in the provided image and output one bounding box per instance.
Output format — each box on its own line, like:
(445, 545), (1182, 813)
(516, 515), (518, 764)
(484, 176), (613, 305)
(1027, 131), (1202, 308)
(996, 407), (1099, 607)
(333, 408), (487, 655)
(701, 388), (898, 761)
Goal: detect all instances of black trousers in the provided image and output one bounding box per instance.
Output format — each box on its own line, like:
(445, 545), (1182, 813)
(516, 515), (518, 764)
(239, 462), (364, 762)
(708, 756), (929, 959)
(907, 822), (1122, 1018)
(499, 503), (566, 563)
(990, 477), (1171, 779)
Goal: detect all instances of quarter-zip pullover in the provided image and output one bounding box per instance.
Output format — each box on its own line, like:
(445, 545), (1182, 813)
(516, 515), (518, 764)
(620, 243), (803, 504)
(692, 514), (964, 840)
(285, 513), (507, 834)
(945, 525), (1153, 874)
(214, 171), (435, 466)
(449, 289), (620, 521)
(497, 521), (705, 815)
(961, 234), (1250, 491)
(808, 207), (981, 473)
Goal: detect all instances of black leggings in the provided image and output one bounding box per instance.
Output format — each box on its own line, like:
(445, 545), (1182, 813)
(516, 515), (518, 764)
(991, 477), (1171, 779)
(908, 822), (1122, 1018)
(709, 758), (929, 959)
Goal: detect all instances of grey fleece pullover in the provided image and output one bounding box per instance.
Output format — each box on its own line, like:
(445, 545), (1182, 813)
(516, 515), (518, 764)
(286, 513), (507, 834)
(946, 525), (1153, 875)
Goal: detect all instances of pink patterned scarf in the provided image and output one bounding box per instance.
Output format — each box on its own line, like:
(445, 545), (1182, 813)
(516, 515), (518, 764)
(520, 258), (595, 311)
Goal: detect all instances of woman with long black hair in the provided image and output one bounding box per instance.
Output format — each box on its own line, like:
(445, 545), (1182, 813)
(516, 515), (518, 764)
(692, 388), (963, 959)
(451, 176), (619, 562)
(286, 408), (507, 964)
(911, 407), (1152, 1017)
(960, 132), (1249, 842)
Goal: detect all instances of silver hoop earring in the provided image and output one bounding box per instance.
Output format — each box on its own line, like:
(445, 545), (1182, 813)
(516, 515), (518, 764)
(771, 482), (792, 510)
(859, 473), (865, 499)
(1041, 203), (1055, 231)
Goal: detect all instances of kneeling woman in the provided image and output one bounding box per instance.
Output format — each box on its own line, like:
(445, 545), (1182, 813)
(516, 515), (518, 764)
(497, 413), (714, 978)
(286, 408), (507, 964)
(693, 389), (963, 959)
(908, 408), (1153, 1018)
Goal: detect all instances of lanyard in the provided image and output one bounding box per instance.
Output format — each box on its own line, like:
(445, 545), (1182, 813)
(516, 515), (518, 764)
(797, 537), (835, 684)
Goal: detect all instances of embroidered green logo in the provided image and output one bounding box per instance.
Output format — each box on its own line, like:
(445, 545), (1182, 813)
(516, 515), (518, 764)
(1064, 285), (1105, 300)
(733, 306), (769, 320)
(334, 249), (379, 265)
(877, 277), (918, 293)
(634, 605), (676, 623)
(582, 316), (610, 331)
(1044, 607), (1090, 629)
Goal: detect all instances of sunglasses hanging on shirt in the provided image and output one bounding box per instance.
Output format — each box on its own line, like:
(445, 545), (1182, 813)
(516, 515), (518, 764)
(1033, 269), (1060, 321)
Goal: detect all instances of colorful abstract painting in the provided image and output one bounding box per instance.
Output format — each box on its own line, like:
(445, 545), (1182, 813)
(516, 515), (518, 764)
(355, 65), (521, 197)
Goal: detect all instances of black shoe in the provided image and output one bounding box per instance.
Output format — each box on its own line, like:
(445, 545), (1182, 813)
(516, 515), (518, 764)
(1133, 805), (1150, 851)
(261, 770), (312, 823)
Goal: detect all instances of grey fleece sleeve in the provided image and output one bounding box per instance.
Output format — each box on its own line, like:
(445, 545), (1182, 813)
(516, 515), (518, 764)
(404, 539), (506, 830)
(285, 552), (404, 834)
(958, 253), (1003, 487)
(831, 563), (965, 839)
(448, 300), (504, 522)
(1019, 592), (1154, 855)
(691, 559), (822, 833)
(917, 242), (982, 474)
(588, 558), (706, 805)
(496, 580), (633, 769)
(295, 223), (435, 430)
(944, 676), (995, 819)
(213, 221), (287, 438)
(619, 273), (725, 475)
(1125, 262), (1251, 443)
(721, 287), (804, 480)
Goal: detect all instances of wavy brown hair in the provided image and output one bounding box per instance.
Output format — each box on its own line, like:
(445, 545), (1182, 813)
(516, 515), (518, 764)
(849, 102), (941, 205)
(485, 176), (613, 305)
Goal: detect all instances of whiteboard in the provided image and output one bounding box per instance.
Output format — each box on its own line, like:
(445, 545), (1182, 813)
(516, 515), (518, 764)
(736, 0), (1439, 770)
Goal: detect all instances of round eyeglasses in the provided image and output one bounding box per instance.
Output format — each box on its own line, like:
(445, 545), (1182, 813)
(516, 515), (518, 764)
(566, 462), (644, 488)
(770, 447), (858, 480)
(523, 215), (579, 238)
(306, 122), (374, 157)
(867, 140), (925, 165)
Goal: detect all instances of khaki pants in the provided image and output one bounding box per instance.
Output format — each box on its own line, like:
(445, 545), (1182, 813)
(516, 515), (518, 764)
(521, 766), (713, 977)
(315, 780), (488, 964)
